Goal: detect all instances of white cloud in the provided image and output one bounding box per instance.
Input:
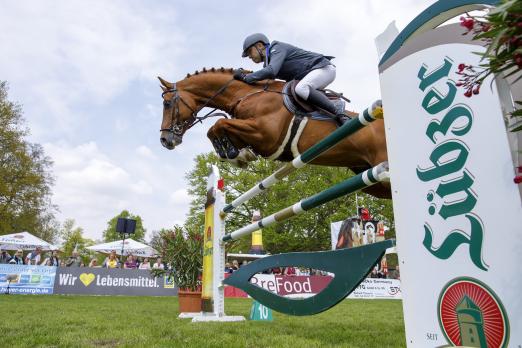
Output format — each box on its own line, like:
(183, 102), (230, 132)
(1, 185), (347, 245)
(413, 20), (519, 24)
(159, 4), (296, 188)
(136, 145), (157, 160)
(170, 189), (191, 206)
(44, 141), (157, 238)
(0, 0), (185, 137)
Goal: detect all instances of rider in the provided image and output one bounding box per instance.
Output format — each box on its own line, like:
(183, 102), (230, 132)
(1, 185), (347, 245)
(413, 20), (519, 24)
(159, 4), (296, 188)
(234, 33), (346, 124)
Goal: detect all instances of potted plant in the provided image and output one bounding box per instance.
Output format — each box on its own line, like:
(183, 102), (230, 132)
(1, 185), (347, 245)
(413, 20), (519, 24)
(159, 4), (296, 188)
(152, 226), (203, 313)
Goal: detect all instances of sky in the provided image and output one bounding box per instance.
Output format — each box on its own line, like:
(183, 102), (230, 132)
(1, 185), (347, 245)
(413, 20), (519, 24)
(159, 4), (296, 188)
(0, 0), (437, 242)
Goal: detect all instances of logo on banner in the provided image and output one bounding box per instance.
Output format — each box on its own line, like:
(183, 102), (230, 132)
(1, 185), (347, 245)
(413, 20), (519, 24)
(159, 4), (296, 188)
(79, 273), (95, 287)
(438, 277), (509, 348)
(416, 57), (488, 271)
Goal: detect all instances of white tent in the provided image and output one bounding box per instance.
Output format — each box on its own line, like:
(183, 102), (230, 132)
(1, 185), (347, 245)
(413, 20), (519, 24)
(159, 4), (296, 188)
(87, 239), (157, 257)
(0, 231), (59, 251)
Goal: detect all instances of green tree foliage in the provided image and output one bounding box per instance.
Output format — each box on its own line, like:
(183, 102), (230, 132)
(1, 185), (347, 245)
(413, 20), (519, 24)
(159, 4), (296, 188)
(59, 218), (95, 263)
(184, 153), (394, 255)
(102, 210), (146, 242)
(0, 81), (59, 242)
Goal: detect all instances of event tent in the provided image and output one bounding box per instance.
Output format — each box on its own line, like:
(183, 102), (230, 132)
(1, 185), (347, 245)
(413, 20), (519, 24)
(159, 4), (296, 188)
(87, 239), (157, 257)
(0, 231), (59, 251)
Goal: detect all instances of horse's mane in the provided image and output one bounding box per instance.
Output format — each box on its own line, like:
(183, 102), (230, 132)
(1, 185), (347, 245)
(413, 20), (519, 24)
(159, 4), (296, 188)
(185, 67), (253, 79)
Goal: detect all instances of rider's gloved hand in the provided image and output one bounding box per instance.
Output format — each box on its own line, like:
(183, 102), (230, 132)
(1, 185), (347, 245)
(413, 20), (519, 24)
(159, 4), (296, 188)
(233, 69), (255, 84)
(233, 69), (246, 81)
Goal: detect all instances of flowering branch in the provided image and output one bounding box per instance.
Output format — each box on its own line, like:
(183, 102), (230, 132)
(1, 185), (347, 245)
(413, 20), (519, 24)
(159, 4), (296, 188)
(456, 0), (522, 132)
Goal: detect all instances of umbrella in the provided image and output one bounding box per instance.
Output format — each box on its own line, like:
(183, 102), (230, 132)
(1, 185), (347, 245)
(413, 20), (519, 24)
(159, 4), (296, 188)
(87, 238), (157, 257)
(0, 231), (59, 251)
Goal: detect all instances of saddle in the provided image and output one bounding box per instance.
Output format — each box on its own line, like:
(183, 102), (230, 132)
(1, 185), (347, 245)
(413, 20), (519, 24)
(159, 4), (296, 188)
(282, 80), (356, 121)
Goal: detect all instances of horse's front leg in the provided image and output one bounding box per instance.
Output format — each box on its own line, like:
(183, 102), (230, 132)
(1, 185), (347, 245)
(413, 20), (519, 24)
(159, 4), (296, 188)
(207, 122), (240, 159)
(207, 118), (259, 165)
(208, 118), (253, 159)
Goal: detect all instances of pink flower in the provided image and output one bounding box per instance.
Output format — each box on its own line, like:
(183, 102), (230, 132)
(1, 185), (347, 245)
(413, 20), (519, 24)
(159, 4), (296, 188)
(458, 63), (466, 72)
(464, 90), (473, 98)
(460, 18), (474, 31)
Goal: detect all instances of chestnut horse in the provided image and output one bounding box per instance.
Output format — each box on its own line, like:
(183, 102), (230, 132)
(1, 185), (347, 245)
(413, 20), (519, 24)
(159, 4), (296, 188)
(158, 68), (389, 198)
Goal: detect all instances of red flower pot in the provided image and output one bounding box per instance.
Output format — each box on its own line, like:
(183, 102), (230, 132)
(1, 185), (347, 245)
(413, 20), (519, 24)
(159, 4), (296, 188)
(178, 289), (202, 313)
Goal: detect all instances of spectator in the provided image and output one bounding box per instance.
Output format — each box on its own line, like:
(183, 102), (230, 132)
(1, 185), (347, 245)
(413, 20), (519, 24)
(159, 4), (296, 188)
(79, 262), (86, 267)
(284, 266), (296, 276)
(231, 259), (239, 272)
(139, 258), (151, 270)
(105, 253), (119, 269)
(65, 251), (82, 267)
(296, 267), (309, 276)
(9, 249), (24, 265)
(124, 254), (137, 269)
(25, 247), (42, 265)
(59, 260), (66, 267)
(224, 262), (233, 273)
(271, 267), (282, 275)
(88, 259), (99, 268)
(0, 247), (11, 264)
(102, 250), (118, 268)
(41, 250), (59, 267)
(152, 257), (164, 270)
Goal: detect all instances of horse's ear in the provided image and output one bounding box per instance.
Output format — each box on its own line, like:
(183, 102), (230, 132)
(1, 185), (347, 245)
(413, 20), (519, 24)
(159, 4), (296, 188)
(158, 76), (174, 88)
(160, 85), (168, 92)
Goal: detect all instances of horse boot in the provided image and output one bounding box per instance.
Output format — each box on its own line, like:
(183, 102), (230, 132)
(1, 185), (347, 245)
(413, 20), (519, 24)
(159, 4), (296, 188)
(211, 138), (227, 159)
(220, 136), (240, 159)
(307, 88), (347, 126)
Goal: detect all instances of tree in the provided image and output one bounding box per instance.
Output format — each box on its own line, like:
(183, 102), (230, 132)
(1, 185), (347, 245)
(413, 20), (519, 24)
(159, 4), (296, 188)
(102, 210), (146, 242)
(184, 152), (395, 255)
(0, 81), (59, 242)
(59, 218), (95, 263)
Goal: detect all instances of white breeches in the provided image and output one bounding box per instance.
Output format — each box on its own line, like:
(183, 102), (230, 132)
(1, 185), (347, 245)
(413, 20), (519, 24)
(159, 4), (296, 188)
(294, 64), (336, 100)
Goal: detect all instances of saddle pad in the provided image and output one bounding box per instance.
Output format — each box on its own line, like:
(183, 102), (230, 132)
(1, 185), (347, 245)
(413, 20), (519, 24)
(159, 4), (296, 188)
(282, 82), (346, 121)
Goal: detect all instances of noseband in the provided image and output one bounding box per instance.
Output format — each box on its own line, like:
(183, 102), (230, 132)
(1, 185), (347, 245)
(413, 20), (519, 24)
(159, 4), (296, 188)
(160, 80), (234, 137)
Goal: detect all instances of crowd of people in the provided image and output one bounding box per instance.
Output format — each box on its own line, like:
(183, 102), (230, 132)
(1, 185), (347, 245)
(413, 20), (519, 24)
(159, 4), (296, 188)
(223, 258), (399, 279)
(224, 259), (329, 276)
(0, 247), (165, 270)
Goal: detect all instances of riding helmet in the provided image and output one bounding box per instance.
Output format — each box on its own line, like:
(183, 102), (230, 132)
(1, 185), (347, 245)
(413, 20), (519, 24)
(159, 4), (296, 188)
(242, 33), (270, 57)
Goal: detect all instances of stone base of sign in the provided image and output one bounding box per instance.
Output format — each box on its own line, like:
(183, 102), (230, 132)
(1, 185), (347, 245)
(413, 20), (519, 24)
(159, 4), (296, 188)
(183, 312), (245, 322)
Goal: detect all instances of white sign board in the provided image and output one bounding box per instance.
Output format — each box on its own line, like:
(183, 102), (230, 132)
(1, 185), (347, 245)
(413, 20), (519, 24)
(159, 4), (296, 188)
(379, 24), (522, 347)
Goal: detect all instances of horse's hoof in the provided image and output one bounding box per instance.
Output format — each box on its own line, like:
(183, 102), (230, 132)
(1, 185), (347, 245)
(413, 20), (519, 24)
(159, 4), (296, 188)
(226, 148), (239, 159)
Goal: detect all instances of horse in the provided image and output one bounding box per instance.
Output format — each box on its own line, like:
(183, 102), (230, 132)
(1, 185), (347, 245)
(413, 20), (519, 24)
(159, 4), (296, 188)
(158, 67), (390, 199)
(335, 218), (356, 249)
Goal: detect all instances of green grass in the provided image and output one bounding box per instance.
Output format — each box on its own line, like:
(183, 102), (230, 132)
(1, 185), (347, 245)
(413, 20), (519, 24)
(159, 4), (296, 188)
(0, 295), (405, 347)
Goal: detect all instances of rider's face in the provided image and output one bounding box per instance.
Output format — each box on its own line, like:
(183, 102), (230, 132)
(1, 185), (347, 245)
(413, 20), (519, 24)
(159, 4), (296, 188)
(247, 44), (264, 63)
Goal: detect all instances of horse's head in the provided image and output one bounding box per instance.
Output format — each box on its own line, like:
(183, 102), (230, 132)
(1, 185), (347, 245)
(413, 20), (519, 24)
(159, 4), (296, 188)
(158, 76), (198, 150)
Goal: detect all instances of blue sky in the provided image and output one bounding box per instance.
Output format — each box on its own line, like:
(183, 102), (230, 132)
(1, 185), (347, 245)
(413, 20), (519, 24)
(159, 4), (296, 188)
(0, 0), (436, 241)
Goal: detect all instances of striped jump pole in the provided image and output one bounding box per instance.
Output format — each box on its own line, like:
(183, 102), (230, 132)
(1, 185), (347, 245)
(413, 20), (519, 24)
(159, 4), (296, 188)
(222, 161), (389, 242)
(221, 100), (384, 214)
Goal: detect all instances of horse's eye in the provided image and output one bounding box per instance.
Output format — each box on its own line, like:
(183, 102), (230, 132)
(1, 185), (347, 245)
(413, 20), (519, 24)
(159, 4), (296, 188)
(163, 100), (171, 108)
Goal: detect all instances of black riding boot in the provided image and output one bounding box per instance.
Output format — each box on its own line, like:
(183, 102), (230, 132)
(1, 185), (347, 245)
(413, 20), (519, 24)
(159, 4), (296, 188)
(307, 88), (346, 125)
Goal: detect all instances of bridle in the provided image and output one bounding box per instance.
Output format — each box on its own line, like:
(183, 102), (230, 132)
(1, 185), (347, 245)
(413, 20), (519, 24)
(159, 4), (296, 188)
(160, 79), (234, 137)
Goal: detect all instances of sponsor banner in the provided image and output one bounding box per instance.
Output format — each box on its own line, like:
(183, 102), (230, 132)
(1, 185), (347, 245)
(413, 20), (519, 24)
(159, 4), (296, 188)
(347, 278), (402, 299)
(54, 268), (177, 296)
(379, 22), (520, 347)
(0, 264), (56, 295)
(249, 274), (332, 298)
(226, 274), (401, 299)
